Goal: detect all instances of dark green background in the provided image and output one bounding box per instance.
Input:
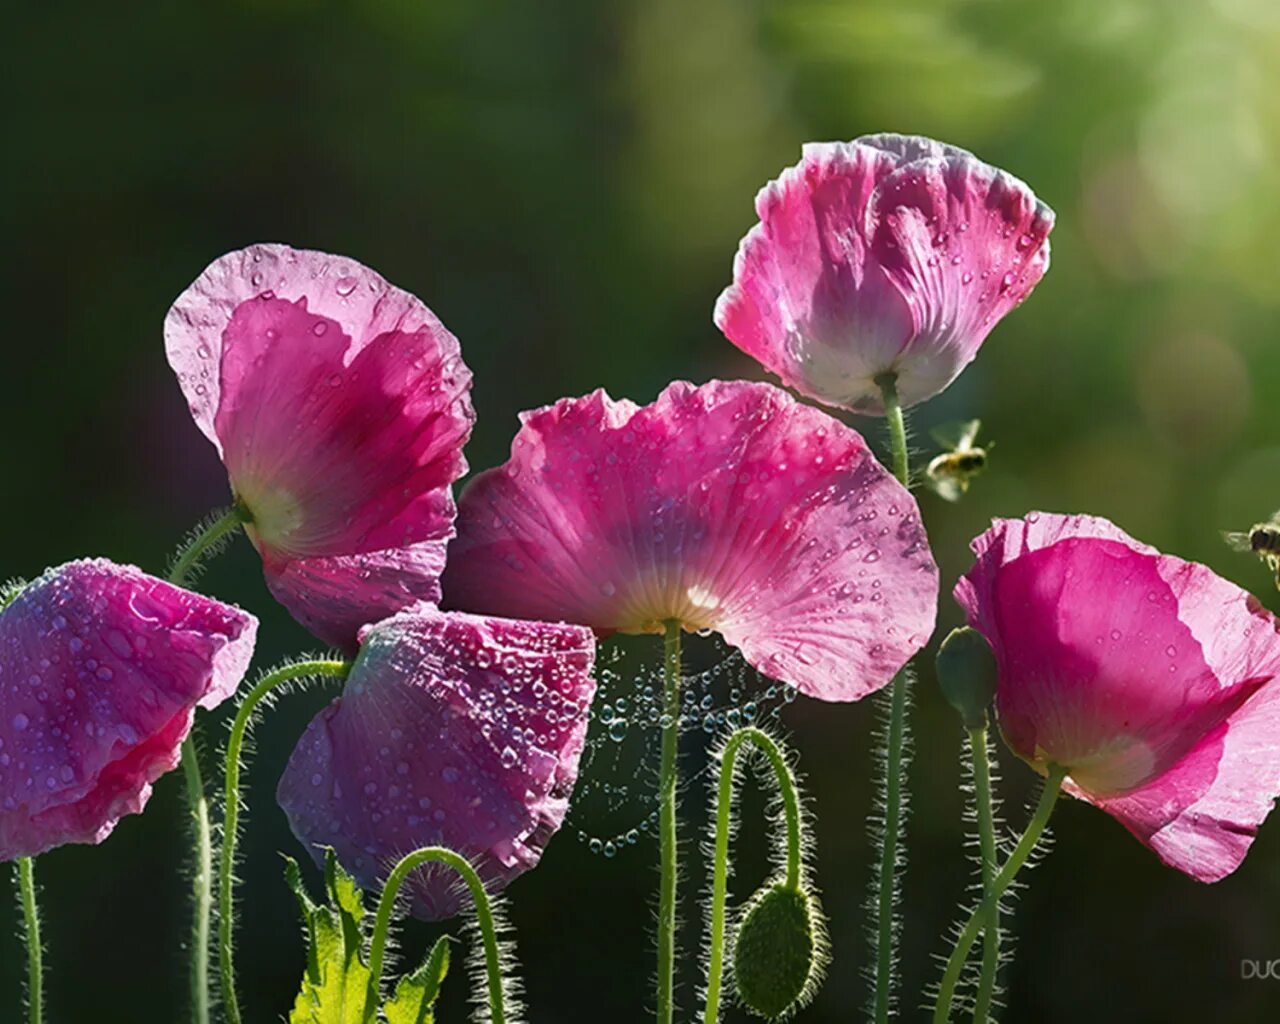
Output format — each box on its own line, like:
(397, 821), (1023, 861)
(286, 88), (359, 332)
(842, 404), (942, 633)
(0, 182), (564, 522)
(3, 1), (1280, 1021)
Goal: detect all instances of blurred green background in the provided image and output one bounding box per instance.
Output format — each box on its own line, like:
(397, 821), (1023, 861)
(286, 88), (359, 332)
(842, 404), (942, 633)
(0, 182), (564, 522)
(4, 0), (1280, 1020)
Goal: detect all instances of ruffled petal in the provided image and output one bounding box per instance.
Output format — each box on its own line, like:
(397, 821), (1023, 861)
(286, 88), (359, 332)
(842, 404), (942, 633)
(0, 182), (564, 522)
(166, 243), (466, 451)
(866, 154), (1054, 407)
(714, 142), (914, 413)
(276, 607), (595, 920)
(0, 560), (257, 860)
(165, 244), (474, 647)
(444, 380), (938, 702)
(955, 513), (1280, 880)
(715, 137), (1054, 413)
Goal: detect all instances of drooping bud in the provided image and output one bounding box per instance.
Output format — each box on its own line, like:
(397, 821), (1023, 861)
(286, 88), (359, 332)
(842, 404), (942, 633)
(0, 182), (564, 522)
(733, 882), (823, 1019)
(936, 626), (998, 729)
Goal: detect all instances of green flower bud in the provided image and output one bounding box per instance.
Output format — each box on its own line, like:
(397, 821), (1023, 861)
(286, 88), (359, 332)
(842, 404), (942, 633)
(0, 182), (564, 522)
(733, 882), (821, 1019)
(935, 626), (998, 729)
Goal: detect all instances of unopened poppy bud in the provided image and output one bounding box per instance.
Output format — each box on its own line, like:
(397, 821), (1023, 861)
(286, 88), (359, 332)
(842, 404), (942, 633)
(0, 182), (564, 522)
(733, 882), (821, 1019)
(936, 626), (998, 729)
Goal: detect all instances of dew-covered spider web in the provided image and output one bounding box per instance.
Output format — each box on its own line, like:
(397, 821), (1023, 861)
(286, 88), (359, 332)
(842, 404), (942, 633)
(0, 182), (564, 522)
(566, 633), (797, 858)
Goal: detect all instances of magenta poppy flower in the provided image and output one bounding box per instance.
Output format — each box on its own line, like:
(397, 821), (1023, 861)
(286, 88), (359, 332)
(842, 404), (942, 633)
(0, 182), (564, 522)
(277, 606), (595, 919)
(441, 379), (938, 702)
(714, 134), (1055, 414)
(955, 513), (1280, 882)
(165, 243), (475, 649)
(0, 560), (257, 861)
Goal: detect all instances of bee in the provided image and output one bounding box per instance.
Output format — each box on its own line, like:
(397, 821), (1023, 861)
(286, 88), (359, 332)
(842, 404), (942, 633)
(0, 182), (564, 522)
(925, 419), (990, 502)
(1223, 513), (1280, 590)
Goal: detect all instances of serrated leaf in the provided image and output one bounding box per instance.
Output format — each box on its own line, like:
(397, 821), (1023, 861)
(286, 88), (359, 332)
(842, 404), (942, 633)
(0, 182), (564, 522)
(325, 847), (367, 953)
(382, 936), (450, 1024)
(289, 952), (373, 1024)
(287, 855), (376, 1024)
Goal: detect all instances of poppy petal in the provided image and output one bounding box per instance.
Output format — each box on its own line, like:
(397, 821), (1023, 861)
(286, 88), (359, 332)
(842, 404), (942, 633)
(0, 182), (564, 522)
(444, 380), (937, 701)
(277, 607), (596, 919)
(0, 560), (257, 860)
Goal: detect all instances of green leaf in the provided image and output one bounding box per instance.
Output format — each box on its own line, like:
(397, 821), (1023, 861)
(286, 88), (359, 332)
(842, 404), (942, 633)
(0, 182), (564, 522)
(381, 936), (451, 1024)
(286, 855), (375, 1024)
(325, 847), (367, 956)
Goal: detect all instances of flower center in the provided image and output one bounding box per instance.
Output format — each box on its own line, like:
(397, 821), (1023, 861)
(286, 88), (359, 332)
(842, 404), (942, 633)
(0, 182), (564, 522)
(235, 482), (307, 558)
(615, 582), (724, 636)
(1027, 733), (1157, 796)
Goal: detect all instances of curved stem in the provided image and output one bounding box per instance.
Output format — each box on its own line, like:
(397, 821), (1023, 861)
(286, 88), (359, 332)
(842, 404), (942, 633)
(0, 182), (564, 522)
(16, 858), (42, 1024)
(366, 847), (506, 1024)
(168, 503), (247, 1024)
(968, 728), (999, 1023)
(703, 727), (803, 1023)
(933, 766), (1067, 1024)
(872, 372), (912, 1024)
(657, 620), (683, 1024)
(168, 504), (248, 589)
(218, 660), (350, 1024)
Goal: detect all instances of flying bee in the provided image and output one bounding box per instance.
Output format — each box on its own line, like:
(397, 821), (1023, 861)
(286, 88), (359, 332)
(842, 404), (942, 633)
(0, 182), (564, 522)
(925, 419), (990, 502)
(1223, 512), (1280, 590)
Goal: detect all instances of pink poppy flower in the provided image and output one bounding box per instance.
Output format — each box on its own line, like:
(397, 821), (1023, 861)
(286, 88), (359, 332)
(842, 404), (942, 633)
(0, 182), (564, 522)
(955, 513), (1280, 882)
(715, 134), (1055, 414)
(441, 380), (938, 702)
(277, 606), (596, 919)
(0, 560), (257, 861)
(165, 243), (474, 649)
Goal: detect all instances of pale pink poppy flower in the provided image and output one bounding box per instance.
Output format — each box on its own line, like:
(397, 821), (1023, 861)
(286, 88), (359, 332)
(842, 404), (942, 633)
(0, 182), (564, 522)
(0, 560), (257, 860)
(956, 512), (1280, 882)
(277, 606), (595, 919)
(715, 134), (1054, 413)
(165, 243), (474, 649)
(442, 379), (938, 702)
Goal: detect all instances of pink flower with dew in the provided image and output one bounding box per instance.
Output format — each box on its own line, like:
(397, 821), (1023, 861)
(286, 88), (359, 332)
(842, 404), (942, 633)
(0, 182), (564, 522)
(442, 380), (938, 702)
(0, 560), (257, 861)
(956, 513), (1280, 882)
(277, 606), (595, 920)
(715, 134), (1055, 414)
(165, 243), (474, 649)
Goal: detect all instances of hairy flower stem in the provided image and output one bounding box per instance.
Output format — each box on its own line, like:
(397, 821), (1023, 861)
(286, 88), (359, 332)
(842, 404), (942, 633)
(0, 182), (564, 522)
(168, 504), (248, 1024)
(169, 504), (249, 588)
(933, 766), (1067, 1024)
(366, 847), (507, 1024)
(703, 727), (802, 1023)
(16, 857), (42, 1024)
(871, 372), (912, 1024)
(219, 660), (351, 1024)
(968, 728), (999, 1022)
(877, 373), (911, 485)
(179, 736), (213, 1024)
(657, 620), (683, 1024)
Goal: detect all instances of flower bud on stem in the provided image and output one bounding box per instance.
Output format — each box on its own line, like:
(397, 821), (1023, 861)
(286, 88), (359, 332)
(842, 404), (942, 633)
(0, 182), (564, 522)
(703, 726), (827, 1022)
